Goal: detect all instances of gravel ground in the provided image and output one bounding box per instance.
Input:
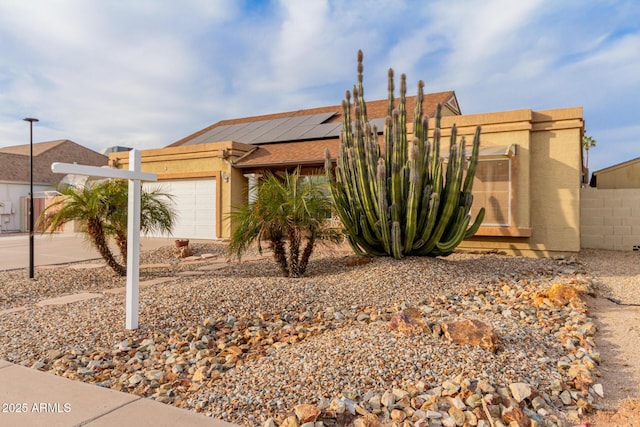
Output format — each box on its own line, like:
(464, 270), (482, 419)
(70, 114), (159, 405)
(0, 242), (615, 426)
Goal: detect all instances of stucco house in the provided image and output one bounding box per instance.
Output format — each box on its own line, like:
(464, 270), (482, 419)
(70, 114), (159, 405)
(110, 92), (584, 257)
(0, 139), (107, 232)
(591, 157), (640, 189)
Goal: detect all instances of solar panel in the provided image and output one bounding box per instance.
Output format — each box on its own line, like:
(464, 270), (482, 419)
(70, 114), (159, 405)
(227, 121), (267, 141)
(182, 112), (388, 146)
(301, 123), (342, 139)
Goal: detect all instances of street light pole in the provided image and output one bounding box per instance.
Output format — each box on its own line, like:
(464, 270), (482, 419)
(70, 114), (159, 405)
(23, 117), (39, 279)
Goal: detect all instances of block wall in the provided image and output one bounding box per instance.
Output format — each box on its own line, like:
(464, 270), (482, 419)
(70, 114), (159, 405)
(581, 187), (640, 251)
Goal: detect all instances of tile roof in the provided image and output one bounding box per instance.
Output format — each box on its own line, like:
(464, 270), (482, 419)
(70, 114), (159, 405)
(0, 140), (107, 184)
(0, 139), (68, 156)
(234, 139), (342, 169)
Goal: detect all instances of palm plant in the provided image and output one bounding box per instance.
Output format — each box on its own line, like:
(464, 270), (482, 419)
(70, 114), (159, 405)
(40, 179), (176, 276)
(228, 168), (341, 278)
(100, 180), (176, 262)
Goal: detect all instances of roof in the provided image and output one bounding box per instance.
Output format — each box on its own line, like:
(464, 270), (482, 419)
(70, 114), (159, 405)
(0, 139), (68, 156)
(593, 156), (640, 175)
(0, 140), (107, 184)
(234, 139), (342, 169)
(167, 91), (458, 148)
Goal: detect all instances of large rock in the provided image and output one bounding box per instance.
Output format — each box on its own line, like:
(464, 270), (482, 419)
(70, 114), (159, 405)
(534, 283), (581, 307)
(293, 404), (321, 423)
(440, 319), (499, 353)
(388, 308), (430, 334)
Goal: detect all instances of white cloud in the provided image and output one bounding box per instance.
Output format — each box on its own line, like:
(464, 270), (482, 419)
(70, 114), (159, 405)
(0, 0), (637, 174)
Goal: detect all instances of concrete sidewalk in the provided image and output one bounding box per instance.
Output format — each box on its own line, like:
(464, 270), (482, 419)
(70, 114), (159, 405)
(0, 233), (206, 271)
(0, 360), (237, 427)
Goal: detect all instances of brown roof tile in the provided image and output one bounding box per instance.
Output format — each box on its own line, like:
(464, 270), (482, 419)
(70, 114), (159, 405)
(0, 140), (107, 184)
(234, 139), (342, 169)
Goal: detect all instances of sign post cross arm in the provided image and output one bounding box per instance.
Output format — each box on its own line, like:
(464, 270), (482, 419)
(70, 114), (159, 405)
(51, 149), (157, 330)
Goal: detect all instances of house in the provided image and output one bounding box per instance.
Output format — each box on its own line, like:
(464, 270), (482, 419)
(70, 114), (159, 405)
(591, 157), (640, 189)
(581, 157), (640, 251)
(0, 139), (107, 232)
(110, 93), (585, 257)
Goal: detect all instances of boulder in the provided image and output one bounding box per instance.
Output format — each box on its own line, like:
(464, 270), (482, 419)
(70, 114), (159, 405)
(293, 404), (321, 423)
(389, 308), (430, 334)
(440, 319), (499, 353)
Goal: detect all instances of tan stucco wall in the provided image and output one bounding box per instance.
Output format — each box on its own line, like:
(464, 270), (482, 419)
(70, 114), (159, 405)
(421, 107), (584, 256)
(110, 141), (254, 239)
(594, 159), (640, 189)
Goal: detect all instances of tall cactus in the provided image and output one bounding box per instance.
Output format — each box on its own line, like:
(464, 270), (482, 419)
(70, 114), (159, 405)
(325, 50), (485, 258)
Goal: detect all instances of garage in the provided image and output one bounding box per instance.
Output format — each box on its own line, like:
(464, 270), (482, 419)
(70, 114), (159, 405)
(144, 178), (217, 239)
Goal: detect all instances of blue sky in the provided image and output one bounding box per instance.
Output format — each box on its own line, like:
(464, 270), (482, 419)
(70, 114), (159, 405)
(0, 0), (638, 174)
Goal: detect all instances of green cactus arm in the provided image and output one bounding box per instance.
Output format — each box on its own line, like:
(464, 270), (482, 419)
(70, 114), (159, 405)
(463, 126), (482, 194)
(377, 159), (392, 254)
(391, 221), (403, 259)
(464, 208), (485, 239)
(403, 141), (420, 253)
(412, 192), (440, 252)
(435, 208), (471, 254)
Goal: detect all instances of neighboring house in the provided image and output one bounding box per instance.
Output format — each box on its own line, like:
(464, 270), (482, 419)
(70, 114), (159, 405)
(0, 140), (107, 232)
(581, 157), (640, 251)
(110, 92), (585, 257)
(590, 157), (640, 189)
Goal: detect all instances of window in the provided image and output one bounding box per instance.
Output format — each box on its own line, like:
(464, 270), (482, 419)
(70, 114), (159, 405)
(470, 158), (512, 226)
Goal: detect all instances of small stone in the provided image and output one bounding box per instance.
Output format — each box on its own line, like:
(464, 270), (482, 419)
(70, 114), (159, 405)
(560, 390), (573, 405)
(449, 397), (466, 409)
(441, 415), (457, 427)
(369, 394), (382, 411)
(128, 373), (144, 386)
(441, 380), (460, 396)
(426, 410), (443, 419)
(464, 410), (478, 426)
(31, 361), (46, 370)
(448, 406), (466, 426)
(531, 396), (546, 410)
(192, 367), (208, 382)
(46, 349), (63, 361)
(329, 398), (346, 414)
(263, 419), (277, 427)
(357, 313), (370, 322)
(393, 388), (410, 400)
(390, 409), (406, 422)
(465, 394), (482, 409)
(502, 406), (529, 427)
(593, 383), (604, 398)
(354, 413), (380, 427)
(508, 383), (532, 403)
(281, 415), (300, 427)
(145, 369), (165, 382)
(381, 391), (396, 407)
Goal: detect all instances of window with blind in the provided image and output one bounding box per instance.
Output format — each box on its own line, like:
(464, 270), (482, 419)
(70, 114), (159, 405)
(470, 158), (512, 226)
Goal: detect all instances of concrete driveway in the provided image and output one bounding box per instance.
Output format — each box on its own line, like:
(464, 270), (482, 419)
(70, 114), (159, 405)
(0, 233), (178, 271)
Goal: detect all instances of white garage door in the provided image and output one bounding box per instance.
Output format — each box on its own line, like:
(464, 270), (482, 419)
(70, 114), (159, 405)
(143, 179), (216, 239)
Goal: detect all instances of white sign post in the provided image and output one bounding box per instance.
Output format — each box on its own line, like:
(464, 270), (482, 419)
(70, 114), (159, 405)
(51, 149), (157, 330)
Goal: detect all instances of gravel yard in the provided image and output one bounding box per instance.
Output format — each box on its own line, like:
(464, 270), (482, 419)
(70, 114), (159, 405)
(0, 242), (631, 427)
